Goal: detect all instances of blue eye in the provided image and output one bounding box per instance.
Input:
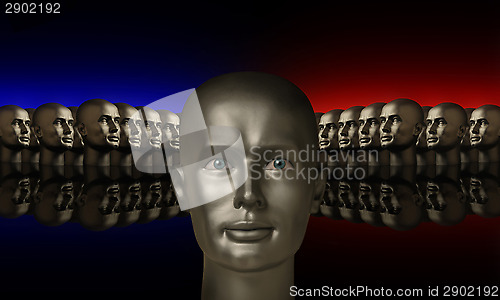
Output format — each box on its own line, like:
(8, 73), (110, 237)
(264, 159), (294, 170)
(274, 159), (286, 169)
(204, 158), (228, 170)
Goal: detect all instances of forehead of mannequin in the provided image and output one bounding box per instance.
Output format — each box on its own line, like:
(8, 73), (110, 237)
(186, 72), (321, 271)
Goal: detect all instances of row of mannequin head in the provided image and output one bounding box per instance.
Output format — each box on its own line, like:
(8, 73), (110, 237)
(317, 99), (500, 166)
(0, 100), (179, 167)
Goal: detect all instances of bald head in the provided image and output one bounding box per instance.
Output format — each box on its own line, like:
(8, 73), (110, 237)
(319, 109), (343, 150)
(32, 103), (74, 151)
(426, 102), (467, 151)
(359, 103), (385, 149)
(338, 106), (364, 150)
(196, 72), (318, 147)
(380, 98), (424, 151)
(115, 103), (141, 150)
(76, 99), (120, 151)
(0, 105), (31, 149)
(158, 109), (180, 151)
(470, 105), (500, 150)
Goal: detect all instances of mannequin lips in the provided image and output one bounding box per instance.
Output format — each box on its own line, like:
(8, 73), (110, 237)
(339, 138), (350, 145)
(359, 137), (371, 144)
(224, 221), (274, 242)
(19, 136), (30, 143)
(107, 135), (119, 143)
(62, 137), (73, 144)
(427, 137), (438, 144)
(470, 135), (481, 142)
(381, 135), (393, 142)
(170, 140), (179, 146)
(319, 139), (330, 146)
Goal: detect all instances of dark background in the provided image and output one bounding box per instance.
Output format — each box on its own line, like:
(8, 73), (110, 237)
(1, 0), (500, 297)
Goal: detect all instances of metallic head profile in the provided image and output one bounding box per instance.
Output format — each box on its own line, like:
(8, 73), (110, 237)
(155, 72), (325, 300)
(469, 104), (500, 163)
(338, 106), (364, 150)
(32, 103), (74, 166)
(0, 105), (31, 163)
(358, 103), (385, 150)
(379, 98), (424, 166)
(318, 109), (343, 152)
(460, 108), (478, 164)
(111, 103), (141, 167)
(426, 103), (468, 165)
(76, 99), (121, 166)
(22, 107), (40, 164)
(65, 106), (85, 166)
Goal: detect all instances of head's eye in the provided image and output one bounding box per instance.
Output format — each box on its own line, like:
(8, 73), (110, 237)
(359, 120), (365, 126)
(380, 117), (386, 124)
(25, 121), (31, 127)
(264, 159), (294, 171)
(204, 158), (232, 170)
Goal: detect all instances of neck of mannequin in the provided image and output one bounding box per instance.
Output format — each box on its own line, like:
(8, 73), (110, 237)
(435, 146), (461, 166)
(39, 146), (65, 166)
(389, 145), (416, 166)
(201, 255), (295, 300)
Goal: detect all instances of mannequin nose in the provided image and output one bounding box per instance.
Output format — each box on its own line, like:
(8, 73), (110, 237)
(20, 122), (29, 134)
(471, 122), (480, 134)
(360, 122), (369, 135)
(233, 178), (266, 210)
(319, 127), (328, 138)
(151, 124), (160, 137)
(109, 120), (118, 133)
(340, 125), (348, 137)
(428, 122), (438, 134)
(62, 122), (72, 135)
(381, 121), (391, 133)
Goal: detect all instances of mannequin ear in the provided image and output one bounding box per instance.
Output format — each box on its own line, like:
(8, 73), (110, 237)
(412, 193), (423, 206)
(77, 194), (87, 207)
(34, 191), (42, 204)
(78, 123), (87, 137)
(413, 122), (424, 137)
(310, 167), (327, 215)
(457, 125), (467, 139)
(33, 125), (43, 139)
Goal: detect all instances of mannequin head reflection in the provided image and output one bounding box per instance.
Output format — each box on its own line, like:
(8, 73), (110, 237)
(0, 105), (31, 163)
(380, 99), (424, 166)
(426, 103), (467, 165)
(158, 175), (180, 220)
(358, 176), (384, 227)
(318, 109), (343, 152)
(469, 170), (500, 218)
(338, 180), (363, 223)
(425, 177), (466, 226)
(111, 103), (141, 167)
(33, 174), (75, 226)
(186, 72), (325, 300)
(0, 166), (31, 218)
(319, 179), (342, 220)
(32, 103), (74, 166)
(76, 177), (120, 231)
(469, 105), (500, 162)
(115, 176), (142, 227)
(76, 99), (120, 166)
(137, 176), (162, 224)
(379, 177), (423, 231)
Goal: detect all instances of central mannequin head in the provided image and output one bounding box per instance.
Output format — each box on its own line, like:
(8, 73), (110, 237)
(380, 98), (424, 151)
(76, 99), (120, 152)
(157, 109), (180, 152)
(114, 103), (141, 152)
(426, 103), (467, 152)
(32, 103), (74, 152)
(0, 105), (31, 150)
(186, 72), (324, 272)
(318, 109), (343, 151)
(469, 105), (500, 150)
(338, 106), (364, 150)
(358, 103), (385, 150)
